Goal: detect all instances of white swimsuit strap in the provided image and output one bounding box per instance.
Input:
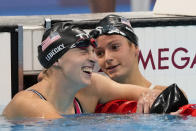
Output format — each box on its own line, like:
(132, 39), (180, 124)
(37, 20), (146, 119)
(149, 84), (155, 90)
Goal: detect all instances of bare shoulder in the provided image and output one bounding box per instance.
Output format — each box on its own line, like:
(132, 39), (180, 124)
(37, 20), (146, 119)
(3, 91), (61, 119)
(3, 91), (31, 118)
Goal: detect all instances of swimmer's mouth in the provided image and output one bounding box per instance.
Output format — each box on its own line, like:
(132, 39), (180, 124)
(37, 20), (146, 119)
(106, 64), (120, 70)
(82, 66), (93, 74)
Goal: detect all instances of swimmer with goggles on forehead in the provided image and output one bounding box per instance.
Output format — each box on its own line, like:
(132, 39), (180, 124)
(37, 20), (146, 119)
(3, 22), (162, 119)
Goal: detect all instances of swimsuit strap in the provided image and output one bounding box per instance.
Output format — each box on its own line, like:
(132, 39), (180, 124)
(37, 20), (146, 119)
(28, 89), (47, 101)
(28, 89), (83, 114)
(149, 84), (155, 90)
(74, 97), (84, 114)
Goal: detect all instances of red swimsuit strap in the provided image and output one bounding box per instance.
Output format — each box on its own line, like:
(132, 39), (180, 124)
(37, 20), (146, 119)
(73, 97), (83, 114)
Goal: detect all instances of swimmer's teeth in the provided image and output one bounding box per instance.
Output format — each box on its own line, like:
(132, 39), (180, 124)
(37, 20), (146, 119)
(82, 67), (93, 74)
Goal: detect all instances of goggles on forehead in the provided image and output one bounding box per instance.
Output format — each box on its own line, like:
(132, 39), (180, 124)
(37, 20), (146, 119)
(90, 24), (138, 46)
(38, 37), (97, 69)
(90, 24), (130, 39)
(69, 38), (97, 49)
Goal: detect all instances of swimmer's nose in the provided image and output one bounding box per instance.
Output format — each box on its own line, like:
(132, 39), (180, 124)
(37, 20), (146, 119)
(105, 51), (113, 64)
(89, 53), (96, 64)
(89, 48), (97, 63)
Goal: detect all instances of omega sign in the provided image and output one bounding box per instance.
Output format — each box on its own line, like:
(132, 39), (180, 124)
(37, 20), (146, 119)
(139, 47), (196, 70)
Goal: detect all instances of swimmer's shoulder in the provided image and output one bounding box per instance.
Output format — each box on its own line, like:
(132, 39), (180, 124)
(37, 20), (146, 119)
(3, 90), (61, 119)
(3, 90), (33, 118)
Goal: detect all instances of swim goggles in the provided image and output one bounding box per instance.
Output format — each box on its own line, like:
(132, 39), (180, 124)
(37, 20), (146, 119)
(70, 38), (97, 49)
(89, 24), (137, 46)
(90, 24), (127, 39)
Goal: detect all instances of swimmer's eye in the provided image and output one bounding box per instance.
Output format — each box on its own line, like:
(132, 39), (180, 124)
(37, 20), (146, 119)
(95, 49), (104, 58)
(110, 44), (120, 51)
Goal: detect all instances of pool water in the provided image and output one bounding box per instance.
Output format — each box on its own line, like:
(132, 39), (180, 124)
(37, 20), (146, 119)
(0, 113), (196, 131)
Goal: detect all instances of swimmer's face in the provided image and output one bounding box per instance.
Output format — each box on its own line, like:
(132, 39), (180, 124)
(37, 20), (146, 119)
(59, 45), (95, 87)
(95, 35), (139, 82)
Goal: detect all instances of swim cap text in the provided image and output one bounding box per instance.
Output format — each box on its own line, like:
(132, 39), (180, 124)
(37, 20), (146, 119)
(45, 44), (65, 61)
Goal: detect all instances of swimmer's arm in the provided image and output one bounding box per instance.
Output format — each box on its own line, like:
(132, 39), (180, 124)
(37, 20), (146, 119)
(3, 92), (62, 119)
(153, 86), (167, 90)
(91, 73), (159, 104)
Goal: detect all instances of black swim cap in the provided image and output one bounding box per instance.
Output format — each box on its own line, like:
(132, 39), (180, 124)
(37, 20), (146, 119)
(150, 83), (188, 113)
(38, 23), (97, 69)
(90, 14), (138, 45)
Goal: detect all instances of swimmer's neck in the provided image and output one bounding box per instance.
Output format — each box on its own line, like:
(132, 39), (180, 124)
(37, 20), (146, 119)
(117, 70), (151, 88)
(37, 76), (84, 114)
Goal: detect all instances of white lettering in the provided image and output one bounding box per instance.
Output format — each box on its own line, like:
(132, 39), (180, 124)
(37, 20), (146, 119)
(125, 26), (133, 32)
(76, 33), (89, 39)
(45, 44), (65, 61)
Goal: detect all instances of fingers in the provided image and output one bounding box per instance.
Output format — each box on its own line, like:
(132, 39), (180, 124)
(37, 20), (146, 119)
(143, 100), (150, 113)
(137, 90), (161, 114)
(170, 109), (183, 116)
(136, 95), (143, 113)
(137, 92), (151, 114)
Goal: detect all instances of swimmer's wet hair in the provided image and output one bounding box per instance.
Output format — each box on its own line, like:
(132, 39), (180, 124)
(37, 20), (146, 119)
(90, 14), (138, 46)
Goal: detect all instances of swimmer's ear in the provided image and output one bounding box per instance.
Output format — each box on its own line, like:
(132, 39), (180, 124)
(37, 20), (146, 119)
(54, 59), (64, 70)
(37, 70), (47, 82)
(53, 62), (58, 66)
(53, 60), (60, 68)
(37, 71), (44, 82)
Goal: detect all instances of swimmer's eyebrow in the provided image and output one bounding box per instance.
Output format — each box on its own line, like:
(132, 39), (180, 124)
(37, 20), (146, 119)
(97, 39), (121, 48)
(94, 47), (104, 52)
(107, 40), (122, 47)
